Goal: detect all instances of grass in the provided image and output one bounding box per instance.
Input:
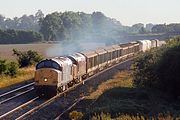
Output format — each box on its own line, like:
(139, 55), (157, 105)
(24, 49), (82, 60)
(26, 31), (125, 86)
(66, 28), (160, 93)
(70, 70), (180, 120)
(86, 70), (133, 100)
(0, 66), (35, 88)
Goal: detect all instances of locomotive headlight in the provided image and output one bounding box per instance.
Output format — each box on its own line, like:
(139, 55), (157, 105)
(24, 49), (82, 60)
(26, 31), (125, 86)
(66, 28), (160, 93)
(44, 78), (48, 82)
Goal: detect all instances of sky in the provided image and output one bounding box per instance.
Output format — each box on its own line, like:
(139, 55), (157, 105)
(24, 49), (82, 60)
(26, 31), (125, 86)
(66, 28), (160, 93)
(0, 0), (179, 26)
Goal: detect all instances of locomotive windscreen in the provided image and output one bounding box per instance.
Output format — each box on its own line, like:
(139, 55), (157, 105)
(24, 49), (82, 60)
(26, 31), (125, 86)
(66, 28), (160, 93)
(36, 60), (62, 70)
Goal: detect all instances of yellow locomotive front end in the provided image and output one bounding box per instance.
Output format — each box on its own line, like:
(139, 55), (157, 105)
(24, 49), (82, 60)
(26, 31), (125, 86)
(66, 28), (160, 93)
(34, 59), (62, 97)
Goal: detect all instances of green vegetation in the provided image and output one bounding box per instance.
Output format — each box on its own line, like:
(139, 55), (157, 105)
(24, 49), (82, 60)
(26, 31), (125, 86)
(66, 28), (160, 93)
(69, 111), (83, 120)
(0, 49), (42, 88)
(0, 59), (18, 76)
(72, 71), (179, 120)
(0, 67), (34, 88)
(0, 29), (42, 44)
(0, 10), (43, 31)
(132, 36), (180, 98)
(1, 10), (180, 44)
(152, 23), (180, 34)
(13, 49), (43, 67)
(39, 11), (123, 42)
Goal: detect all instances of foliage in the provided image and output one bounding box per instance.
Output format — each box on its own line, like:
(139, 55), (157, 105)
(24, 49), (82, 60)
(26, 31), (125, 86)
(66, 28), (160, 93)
(13, 49), (43, 67)
(39, 11), (124, 41)
(0, 59), (19, 76)
(0, 10), (44, 31)
(138, 27), (147, 34)
(0, 59), (7, 74)
(91, 113), (111, 120)
(91, 113), (176, 120)
(6, 62), (19, 76)
(69, 111), (83, 120)
(132, 36), (180, 98)
(152, 23), (180, 34)
(77, 71), (180, 119)
(0, 67), (34, 88)
(0, 29), (43, 44)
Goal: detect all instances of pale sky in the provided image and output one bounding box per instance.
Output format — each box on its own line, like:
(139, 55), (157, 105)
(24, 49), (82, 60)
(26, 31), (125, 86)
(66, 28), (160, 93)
(0, 0), (179, 26)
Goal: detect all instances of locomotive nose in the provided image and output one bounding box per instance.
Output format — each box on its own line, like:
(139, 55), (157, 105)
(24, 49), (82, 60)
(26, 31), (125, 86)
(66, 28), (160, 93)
(35, 68), (58, 85)
(34, 68), (60, 97)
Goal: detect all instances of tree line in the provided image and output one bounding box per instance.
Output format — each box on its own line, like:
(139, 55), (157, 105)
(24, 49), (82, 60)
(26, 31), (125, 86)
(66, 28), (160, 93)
(0, 29), (42, 44)
(152, 23), (180, 34)
(1, 10), (180, 43)
(39, 11), (124, 41)
(0, 10), (44, 31)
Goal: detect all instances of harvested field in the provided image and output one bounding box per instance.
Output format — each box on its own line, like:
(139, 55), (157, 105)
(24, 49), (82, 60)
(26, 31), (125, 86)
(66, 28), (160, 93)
(0, 43), (56, 60)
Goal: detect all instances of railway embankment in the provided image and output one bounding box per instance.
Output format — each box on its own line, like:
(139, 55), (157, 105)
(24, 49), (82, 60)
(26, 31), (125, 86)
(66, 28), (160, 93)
(64, 70), (180, 120)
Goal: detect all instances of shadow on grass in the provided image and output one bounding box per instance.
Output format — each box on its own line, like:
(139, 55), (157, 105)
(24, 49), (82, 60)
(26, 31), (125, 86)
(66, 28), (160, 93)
(81, 87), (180, 119)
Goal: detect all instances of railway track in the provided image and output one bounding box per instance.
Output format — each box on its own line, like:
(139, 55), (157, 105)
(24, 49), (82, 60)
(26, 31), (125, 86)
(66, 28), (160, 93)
(0, 59), (133, 120)
(0, 80), (85, 120)
(0, 82), (35, 104)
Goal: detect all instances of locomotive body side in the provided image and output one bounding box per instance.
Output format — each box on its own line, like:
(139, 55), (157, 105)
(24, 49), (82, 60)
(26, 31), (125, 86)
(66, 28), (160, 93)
(56, 57), (73, 91)
(68, 53), (86, 81)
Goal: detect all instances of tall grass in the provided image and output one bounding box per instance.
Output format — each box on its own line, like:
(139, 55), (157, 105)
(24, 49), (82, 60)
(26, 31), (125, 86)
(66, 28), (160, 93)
(0, 66), (34, 88)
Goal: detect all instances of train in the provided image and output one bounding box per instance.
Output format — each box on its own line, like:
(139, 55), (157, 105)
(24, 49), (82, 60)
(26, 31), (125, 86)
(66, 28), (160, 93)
(34, 39), (166, 96)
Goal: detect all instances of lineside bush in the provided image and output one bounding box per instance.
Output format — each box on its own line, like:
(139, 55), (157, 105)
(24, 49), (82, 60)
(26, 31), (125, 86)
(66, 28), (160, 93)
(13, 49), (43, 67)
(0, 59), (19, 76)
(132, 36), (180, 98)
(69, 111), (83, 120)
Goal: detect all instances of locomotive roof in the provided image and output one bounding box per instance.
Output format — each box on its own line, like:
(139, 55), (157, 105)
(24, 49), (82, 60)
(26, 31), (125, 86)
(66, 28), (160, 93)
(68, 53), (86, 62)
(53, 57), (73, 65)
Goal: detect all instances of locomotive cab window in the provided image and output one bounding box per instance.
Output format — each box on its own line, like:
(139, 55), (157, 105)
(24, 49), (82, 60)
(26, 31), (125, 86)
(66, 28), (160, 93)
(36, 60), (62, 70)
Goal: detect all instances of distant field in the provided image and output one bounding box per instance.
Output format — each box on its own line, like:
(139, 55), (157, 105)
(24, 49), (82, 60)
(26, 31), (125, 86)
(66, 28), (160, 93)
(0, 43), (56, 60)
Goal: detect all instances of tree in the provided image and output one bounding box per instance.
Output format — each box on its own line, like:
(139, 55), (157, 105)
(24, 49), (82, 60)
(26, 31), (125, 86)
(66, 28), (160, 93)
(139, 27), (147, 34)
(151, 24), (167, 33)
(35, 9), (44, 20)
(0, 29), (42, 44)
(39, 12), (64, 41)
(0, 15), (5, 29)
(145, 23), (154, 32)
